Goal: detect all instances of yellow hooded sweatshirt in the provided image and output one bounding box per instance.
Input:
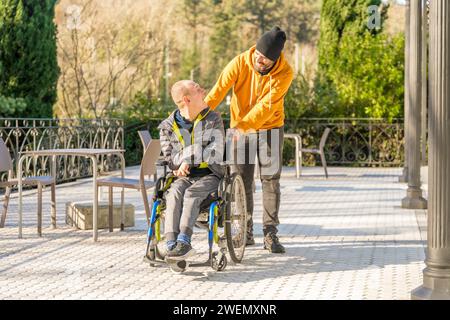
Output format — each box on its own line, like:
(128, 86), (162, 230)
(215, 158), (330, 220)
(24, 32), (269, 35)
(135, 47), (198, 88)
(205, 45), (294, 132)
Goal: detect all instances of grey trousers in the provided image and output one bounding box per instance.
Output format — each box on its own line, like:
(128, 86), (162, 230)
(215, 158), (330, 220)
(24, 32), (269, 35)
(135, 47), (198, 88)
(231, 127), (284, 236)
(164, 174), (220, 241)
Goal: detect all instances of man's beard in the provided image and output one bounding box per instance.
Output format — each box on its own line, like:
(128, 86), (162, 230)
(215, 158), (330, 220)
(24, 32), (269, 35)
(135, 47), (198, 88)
(254, 60), (272, 74)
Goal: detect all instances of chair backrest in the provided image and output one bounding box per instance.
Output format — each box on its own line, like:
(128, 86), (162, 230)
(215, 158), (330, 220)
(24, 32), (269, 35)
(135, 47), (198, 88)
(138, 130), (152, 149)
(0, 137), (13, 172)
(140, 139), (161, 180)
(319, 128), (331, 150)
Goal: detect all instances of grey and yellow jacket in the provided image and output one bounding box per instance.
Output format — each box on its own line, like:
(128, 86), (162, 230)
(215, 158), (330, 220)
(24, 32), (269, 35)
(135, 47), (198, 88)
(158, 107), (225, 178)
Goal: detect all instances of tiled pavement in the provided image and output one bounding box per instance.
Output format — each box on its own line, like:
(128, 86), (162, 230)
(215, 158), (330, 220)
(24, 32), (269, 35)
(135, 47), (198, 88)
(0, 166), (427, 300)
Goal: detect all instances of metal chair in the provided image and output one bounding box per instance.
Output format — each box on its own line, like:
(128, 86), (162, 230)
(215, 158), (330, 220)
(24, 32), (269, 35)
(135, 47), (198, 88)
(138, 130), (159, 182)
(300, 128), (331, 178)
(0, 137), (56, 235)
(138, 130), (152, 150)
(96, 139), (161, 230)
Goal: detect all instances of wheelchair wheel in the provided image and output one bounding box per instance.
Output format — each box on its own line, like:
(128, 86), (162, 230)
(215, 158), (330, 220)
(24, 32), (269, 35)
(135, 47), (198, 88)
(225, 173), (247, 263)
(169, 260), (189, 274)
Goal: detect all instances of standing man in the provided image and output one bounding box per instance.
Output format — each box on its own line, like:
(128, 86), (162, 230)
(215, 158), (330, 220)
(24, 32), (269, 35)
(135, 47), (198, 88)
(205, 26), (294, 253)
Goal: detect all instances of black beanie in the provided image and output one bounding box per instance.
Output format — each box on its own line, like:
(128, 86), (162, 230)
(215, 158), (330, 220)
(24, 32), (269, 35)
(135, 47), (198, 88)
(256, 26), (287, 61)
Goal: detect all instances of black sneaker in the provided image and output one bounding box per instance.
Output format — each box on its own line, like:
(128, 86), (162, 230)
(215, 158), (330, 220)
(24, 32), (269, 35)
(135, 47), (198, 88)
(263, 233), (285, 253)
(166, 242), (196, 260)
(246, 235), (255, 246)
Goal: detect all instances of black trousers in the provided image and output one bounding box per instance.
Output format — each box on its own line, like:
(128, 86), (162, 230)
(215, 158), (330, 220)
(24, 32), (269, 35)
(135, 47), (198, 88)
(230, 127), (284, 236)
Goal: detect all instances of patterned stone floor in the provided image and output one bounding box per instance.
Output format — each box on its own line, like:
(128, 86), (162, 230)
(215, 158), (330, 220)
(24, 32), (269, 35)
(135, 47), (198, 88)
(0, 166), (427, 300)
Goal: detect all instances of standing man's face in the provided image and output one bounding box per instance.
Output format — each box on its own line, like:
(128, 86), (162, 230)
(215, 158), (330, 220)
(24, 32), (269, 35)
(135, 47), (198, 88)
(254, 49), (275, 73)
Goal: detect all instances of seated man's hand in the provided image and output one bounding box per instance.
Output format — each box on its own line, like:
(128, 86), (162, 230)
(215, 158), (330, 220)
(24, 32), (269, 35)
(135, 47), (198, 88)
(173, 162), (190, 177)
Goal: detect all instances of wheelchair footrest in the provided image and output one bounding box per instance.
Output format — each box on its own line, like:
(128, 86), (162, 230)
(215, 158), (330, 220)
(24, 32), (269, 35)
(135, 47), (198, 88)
(143, 255), (166, 267)
(189, 259), (211, 268)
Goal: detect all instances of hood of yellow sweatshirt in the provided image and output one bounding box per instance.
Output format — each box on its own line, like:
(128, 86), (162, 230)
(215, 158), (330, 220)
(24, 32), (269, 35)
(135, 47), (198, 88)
(244, 45), (289, 77)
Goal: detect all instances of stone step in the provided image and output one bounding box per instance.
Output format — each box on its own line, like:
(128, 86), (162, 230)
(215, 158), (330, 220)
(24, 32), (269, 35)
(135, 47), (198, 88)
(65, 201), (135, 230)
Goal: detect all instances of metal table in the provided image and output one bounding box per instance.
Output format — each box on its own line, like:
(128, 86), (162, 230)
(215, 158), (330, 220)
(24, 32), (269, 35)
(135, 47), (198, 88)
(17, 148), (125, 241)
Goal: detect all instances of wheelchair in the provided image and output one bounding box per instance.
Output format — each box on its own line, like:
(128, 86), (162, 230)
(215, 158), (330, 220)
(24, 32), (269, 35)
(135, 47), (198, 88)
(143, 161), (248, 273)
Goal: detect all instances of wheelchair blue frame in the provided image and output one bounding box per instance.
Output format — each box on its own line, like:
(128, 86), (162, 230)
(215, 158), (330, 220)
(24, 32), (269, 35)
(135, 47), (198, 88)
(144, 162), (247, 272)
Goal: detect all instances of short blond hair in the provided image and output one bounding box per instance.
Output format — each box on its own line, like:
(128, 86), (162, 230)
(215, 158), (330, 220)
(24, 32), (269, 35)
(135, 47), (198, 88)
(171, 80), (194, 107)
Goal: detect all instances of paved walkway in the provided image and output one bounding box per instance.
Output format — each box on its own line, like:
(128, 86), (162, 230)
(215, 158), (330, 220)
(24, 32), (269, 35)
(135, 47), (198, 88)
(0, 166), (427, 300)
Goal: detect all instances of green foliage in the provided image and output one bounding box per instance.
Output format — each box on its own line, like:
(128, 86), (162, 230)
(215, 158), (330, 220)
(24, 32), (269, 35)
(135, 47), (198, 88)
(179, 47), (201, 80)
(112, 91), (174, 122)
(332, 32), (404, 119)
(316, 0), (404, 120)
(243, 0), (284, 34)
(284, 74), (313, 119)
(318, 0), (387, 74)
(0, 0), (59, 118)
(0, 95), (26, 116)
(311, 73), (341, 117)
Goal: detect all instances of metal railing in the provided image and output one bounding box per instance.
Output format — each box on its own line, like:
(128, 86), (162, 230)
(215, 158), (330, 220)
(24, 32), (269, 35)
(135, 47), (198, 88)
(283, 118), (405, 166)
(124, 118), (405, 167)
(0, 118), (124, 182)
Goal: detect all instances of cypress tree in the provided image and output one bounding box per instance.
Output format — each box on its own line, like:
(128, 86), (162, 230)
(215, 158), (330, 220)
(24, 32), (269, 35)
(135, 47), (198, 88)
(0, 0), (59, 118)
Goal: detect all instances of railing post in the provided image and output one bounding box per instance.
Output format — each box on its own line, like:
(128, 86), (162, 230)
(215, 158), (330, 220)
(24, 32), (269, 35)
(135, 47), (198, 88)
(368, 119), (373, 165)
(33, 119), (37, 177)
(14, 119), (19, 173)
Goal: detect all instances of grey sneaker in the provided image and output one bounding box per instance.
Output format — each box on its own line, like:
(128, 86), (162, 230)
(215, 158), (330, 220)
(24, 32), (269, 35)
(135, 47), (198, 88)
(166, 242), (196, 260)
(263, 233), (285, 253)
(157, 242), (175, 260)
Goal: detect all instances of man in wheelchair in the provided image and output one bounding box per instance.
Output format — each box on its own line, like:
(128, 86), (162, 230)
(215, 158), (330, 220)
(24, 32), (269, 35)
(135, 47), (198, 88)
(157, 80), (225, 260)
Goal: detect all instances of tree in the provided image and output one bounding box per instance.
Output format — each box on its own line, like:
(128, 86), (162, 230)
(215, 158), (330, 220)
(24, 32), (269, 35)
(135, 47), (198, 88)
(56, 0), (167, 118)
(316, 0), (404, 120)
(318, 0), (387, 76)
(0, 95), (26, 117)
(243, 0), (284, 35)
(177, 0), (210, 81)
(207, 0), (245, 84)
(0, 0), (59, 118)
(331, 32), (404, 119)
(282, 0), (321, 45)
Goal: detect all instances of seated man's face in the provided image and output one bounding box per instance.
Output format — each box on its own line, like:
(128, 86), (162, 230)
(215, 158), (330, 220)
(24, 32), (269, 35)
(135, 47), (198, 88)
(188, 82), (207, 105)
(180, 81), (206, 119)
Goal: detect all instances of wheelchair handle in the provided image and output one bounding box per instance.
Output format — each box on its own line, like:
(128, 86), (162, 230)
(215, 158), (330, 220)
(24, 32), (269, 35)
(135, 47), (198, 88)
(156, 160), (169, 176)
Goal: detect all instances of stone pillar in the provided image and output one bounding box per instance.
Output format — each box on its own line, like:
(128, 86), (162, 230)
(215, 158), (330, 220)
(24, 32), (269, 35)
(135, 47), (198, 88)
(400, 0), (411, 183)
(412, 0), (450, 300)
(421, 0), (428, 165)
(402, 0), (427, 210)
